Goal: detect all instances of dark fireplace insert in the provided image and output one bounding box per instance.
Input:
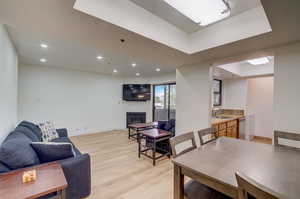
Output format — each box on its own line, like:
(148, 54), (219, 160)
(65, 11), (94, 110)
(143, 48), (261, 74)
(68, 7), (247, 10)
(126, 112), (146, 128)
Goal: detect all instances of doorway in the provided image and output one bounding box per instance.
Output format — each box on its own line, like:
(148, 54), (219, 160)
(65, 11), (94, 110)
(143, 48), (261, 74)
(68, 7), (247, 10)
(152, 83), (176, 121)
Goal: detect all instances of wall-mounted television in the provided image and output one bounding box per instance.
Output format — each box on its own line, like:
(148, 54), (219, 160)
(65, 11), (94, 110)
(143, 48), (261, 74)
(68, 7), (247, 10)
(123, 84), (151, 101)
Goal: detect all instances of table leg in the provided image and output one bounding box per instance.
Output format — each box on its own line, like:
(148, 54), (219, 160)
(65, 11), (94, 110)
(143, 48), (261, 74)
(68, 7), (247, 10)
(128, 128), (131, 139)
(138, 132), (141, 158)
(153, 139), (156, 166)
(174, 164), (184, 199)
(57, 189), (66, 199)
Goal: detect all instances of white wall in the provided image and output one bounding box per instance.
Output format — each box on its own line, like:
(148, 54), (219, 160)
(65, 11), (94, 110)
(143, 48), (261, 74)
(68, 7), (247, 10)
(247, 77), (274, 138)
(176, 63), (211, 145)
(0, 25), (18, 143)
(19, 65), (124, 136)
(222, 78), (248, 110)
(18, 64), (175, 136)
(221, 76), (274, 138)
(274, 42), (300, 133)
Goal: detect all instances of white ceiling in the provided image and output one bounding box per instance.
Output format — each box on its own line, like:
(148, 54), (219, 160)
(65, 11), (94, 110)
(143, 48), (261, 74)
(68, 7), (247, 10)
(129, 0), (262, 33)
(74, 0), (271, 54)
(215, 57), (274, 79)
(0, 0), (300, 77)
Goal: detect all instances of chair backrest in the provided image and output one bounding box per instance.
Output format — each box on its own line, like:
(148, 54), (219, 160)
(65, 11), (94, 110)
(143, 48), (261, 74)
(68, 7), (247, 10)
(235, 172), (283, 199)
(170, 132), (197, 158)
(198, 128), (217, 146)
(274, 130), (300, 150)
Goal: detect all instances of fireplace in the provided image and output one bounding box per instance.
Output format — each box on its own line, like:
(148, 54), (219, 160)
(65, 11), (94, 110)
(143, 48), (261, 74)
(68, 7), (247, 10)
(126, 112), (146, 128)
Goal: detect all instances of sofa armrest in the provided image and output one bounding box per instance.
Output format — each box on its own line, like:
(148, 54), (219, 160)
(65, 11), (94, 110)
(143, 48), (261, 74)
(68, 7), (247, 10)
(56, 128), (68, 137)
(59, 154), (91, 199)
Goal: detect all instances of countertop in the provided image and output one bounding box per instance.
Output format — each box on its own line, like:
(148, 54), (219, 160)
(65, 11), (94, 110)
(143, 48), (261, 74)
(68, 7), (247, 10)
(211, 114), (245, 125)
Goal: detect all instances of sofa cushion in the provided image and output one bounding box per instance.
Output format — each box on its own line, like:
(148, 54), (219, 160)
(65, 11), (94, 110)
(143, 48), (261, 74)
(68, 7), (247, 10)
(15, 126), (40, 142)
(18, 121), (43, 141)
(157, 121), (167, 130)
(0, 162), (10, 173)
(31, 142), (76, 163)
(4, 131), (29, 142)
(38, 121), (59, 142)
(51, 137), (82, 156)
(0, 137), (40, 169)
(51, 137), (73, 144)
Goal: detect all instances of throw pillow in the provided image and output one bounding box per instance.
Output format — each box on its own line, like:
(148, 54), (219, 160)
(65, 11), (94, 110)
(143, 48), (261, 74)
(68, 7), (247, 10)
(38, 121), (59, 142)
(0, 137), (40, 170)
(31, 142), (76, 163)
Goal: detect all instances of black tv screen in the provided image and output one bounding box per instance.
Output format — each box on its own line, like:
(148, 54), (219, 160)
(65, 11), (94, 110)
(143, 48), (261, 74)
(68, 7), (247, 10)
(123, 84), (151, 101)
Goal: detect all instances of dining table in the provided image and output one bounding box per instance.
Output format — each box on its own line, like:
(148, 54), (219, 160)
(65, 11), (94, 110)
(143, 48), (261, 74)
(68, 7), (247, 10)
(172, 137), (300, 199)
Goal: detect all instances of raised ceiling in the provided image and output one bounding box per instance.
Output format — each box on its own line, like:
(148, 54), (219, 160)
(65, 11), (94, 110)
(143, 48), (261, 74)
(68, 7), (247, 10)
(130, 0), (262, 33)
(0, 0), (300, 77)
(74, 0), (271, 54)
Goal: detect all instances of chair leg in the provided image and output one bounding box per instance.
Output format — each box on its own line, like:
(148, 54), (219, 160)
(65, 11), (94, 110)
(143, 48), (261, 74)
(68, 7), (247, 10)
(153, 140), (156, 166)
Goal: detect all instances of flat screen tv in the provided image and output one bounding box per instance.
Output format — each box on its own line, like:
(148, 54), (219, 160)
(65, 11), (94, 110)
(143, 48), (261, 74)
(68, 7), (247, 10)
(123, 84), (151, 101)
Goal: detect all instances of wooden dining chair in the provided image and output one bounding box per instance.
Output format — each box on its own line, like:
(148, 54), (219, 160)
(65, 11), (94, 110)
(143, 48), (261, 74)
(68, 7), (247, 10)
(236, 172), (283, 199)
(170, 132), (230, 199)
(170, 132), (197, 158)
(198, 127), (217, 146)
(274, 130), (300, 150)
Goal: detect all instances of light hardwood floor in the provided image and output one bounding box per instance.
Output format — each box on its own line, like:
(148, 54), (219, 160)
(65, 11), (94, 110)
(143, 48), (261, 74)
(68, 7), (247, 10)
(70, 130), (272, 199)
(71, 130), (173, 199)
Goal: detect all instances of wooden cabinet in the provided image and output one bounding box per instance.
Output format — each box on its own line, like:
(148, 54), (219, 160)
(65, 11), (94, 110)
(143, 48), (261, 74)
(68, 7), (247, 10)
(212, 119), (239, 139)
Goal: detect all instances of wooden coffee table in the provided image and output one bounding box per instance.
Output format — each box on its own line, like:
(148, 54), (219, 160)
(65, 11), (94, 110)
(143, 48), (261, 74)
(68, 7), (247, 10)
(0, 162), (68, 199)
(138, 128), (172, 166)
(128, 122), (158, 140)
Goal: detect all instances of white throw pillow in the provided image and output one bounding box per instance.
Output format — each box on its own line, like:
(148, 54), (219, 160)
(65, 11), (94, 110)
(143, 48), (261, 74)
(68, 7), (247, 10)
(38, 121), (59, 142)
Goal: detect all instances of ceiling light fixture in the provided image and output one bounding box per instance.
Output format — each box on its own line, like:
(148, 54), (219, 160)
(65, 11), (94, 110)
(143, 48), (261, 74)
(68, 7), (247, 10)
(97, 56), (103, 60)
(113, 69), (118, 73)
(40, 43), (48, 49)
(156, 68), (161, 72)
(247, 57), (269, 65)
(136, 72), (140, 76)
(40, 58), (47, 63)
(163, 0), (231, 26)
(132, 63), (137, 67)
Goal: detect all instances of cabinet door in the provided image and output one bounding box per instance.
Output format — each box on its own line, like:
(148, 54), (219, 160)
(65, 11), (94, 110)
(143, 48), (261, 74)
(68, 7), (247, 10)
(218, 129), (227, 137)
(227, 127), (232, 137)
(231, 126), (238, 138)
(228, 120), (237, 127)
(219, 123), (227, 130)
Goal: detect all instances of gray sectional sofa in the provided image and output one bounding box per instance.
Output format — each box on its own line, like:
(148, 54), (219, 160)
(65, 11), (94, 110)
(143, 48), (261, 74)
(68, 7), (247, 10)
(0, 121), (91, 199)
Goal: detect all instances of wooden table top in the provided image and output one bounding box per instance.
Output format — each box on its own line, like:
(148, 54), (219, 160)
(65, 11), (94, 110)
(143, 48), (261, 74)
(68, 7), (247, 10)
(0, 162), (68, 199)
(173, 137), (300, 199)
(128, 122), (158, 129)
(140, 128), (171, 139)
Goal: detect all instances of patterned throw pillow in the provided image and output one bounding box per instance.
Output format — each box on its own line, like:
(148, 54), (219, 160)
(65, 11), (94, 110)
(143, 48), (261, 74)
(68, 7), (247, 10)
(38, 121), (59, 142)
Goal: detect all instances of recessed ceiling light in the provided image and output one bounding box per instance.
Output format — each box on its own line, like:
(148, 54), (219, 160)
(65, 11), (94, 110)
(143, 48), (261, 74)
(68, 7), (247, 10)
(164, 0), (231, 26)
(136, 72), (140, 76)
(132, 63), (137, 67)
(97, 56), (103, 60)
(156, 68), (161, 72)
(113, 69), (118, 73)
(247, 57), (269, 65)
(40, 43), (48, 49)
(40, 58), (47, 63)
